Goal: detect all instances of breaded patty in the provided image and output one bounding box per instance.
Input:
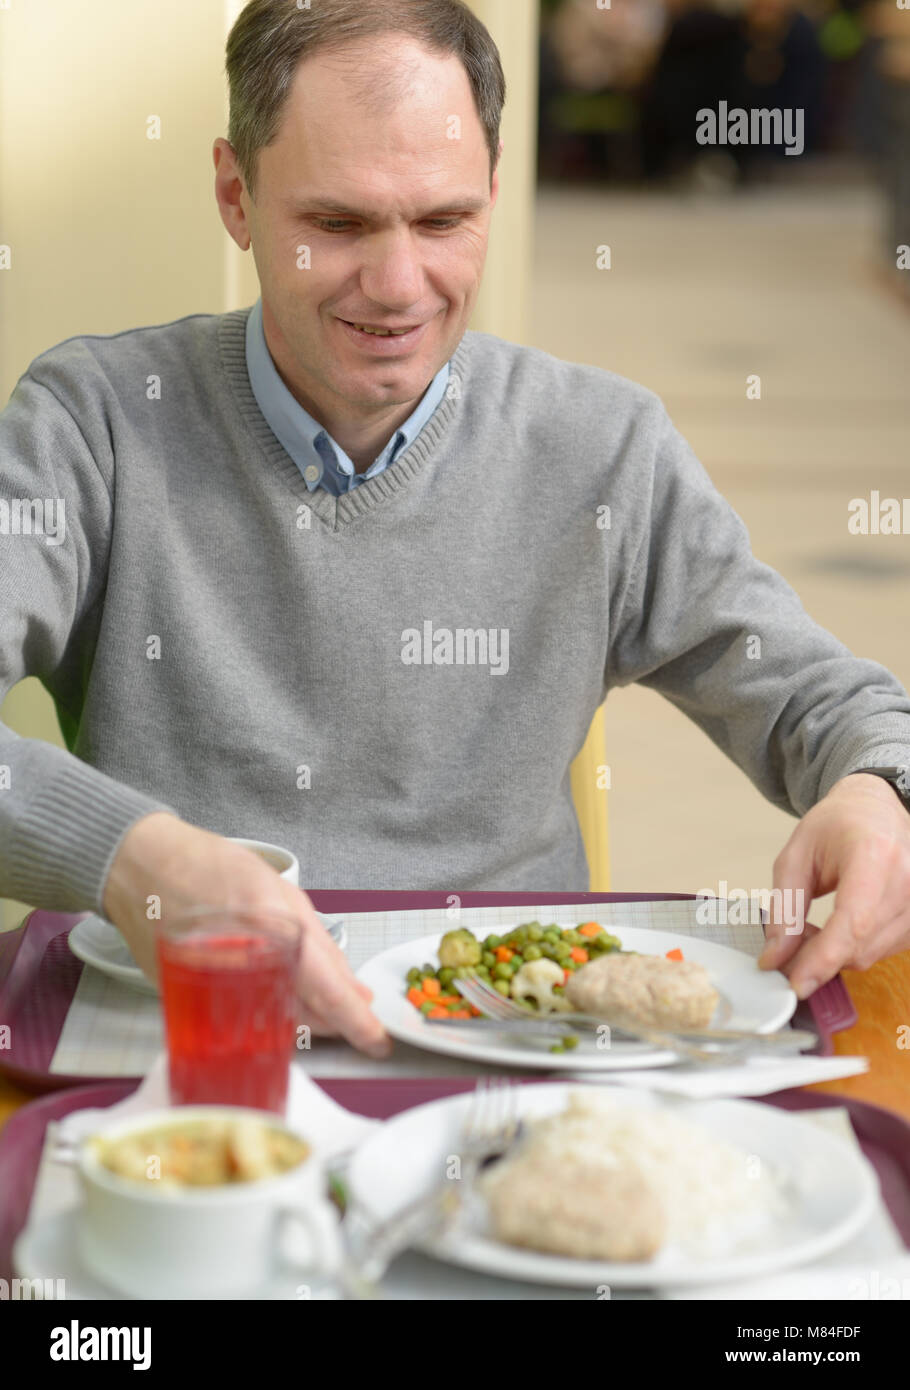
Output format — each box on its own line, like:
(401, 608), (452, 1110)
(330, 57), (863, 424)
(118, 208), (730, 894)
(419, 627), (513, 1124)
(484, 1153), (665, 1261)
(566, 951), (718, 1030)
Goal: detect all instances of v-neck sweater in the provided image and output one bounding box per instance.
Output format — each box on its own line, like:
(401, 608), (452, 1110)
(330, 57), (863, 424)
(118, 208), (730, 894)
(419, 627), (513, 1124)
(3, 306), (910, 910)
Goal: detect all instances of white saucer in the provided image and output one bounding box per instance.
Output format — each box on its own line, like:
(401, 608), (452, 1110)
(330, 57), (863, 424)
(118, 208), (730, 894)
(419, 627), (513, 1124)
(68, 914), (349, 994)
(13, 1208), (339, 1301)
(67, 916), (158, 993)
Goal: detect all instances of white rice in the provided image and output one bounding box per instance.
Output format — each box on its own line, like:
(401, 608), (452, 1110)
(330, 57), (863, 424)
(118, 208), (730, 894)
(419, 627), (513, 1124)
(515, 1091), (786, 1258)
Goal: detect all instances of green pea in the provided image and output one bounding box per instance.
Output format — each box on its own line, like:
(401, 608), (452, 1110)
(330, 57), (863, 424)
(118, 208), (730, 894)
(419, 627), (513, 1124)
(523, 945), (542, 961)
(549, 1041), (566, 1054)
(565, 930), (584, 946)
(483, 935), (501, 950)
(494, 979), (511, 996)
(510, 954), (524, 969)
(482, 951), (496, 968)
(438, 967), (456, 986)
(475, 964), (491, 978)
(454, 966), (471, 979)
(552, 983), (564, 994)
(421, 962), (437, 977)
(406, 967), (423, 985)
(527, 924), (544, 942)
(493, 962), (512, 981)
(563, 1035), (579, 1050)
(419, 1001), (436, 1015)
(543, 929), (561, 944)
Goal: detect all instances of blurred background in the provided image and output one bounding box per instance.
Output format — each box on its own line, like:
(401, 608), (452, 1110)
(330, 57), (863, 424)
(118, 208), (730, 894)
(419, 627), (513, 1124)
(1, 0), (909, 928)
(531, 0), (910, 919)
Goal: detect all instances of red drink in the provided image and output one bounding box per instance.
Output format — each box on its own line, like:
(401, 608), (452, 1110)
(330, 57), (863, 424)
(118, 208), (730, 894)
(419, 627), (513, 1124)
(157, 919), (300, 1114)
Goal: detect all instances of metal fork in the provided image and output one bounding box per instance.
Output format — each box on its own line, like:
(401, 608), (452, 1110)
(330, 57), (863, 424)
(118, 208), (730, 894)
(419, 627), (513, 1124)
(341, 1078), (520, 1294)
(453, 974), (813, 1063)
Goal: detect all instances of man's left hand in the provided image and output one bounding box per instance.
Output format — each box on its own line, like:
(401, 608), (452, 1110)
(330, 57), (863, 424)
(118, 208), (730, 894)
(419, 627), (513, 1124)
(758, 772), (910, 996)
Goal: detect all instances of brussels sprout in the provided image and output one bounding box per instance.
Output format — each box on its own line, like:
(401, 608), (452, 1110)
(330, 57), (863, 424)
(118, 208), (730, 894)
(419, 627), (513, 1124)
(437, 929), (482, 969)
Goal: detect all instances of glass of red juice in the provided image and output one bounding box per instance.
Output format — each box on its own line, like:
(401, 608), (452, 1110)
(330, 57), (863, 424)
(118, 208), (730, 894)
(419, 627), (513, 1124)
(156, 907), (302, 1115)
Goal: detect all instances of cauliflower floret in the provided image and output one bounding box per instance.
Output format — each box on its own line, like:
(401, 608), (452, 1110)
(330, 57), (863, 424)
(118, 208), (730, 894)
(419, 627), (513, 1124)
(437, 928), (482, 969)
(510, 958), (572, 1014)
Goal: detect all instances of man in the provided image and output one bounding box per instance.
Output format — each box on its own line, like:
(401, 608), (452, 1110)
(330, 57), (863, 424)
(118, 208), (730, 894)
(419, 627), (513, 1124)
(2, 0), (909, 1059)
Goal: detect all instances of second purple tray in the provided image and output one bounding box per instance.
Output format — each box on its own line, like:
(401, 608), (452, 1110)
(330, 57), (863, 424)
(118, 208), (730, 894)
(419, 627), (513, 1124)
(1, 1076), (907, 1289)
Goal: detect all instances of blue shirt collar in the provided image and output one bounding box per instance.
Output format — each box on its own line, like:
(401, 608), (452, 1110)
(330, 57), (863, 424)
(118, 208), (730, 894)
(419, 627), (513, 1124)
(245, 299), (450, 494)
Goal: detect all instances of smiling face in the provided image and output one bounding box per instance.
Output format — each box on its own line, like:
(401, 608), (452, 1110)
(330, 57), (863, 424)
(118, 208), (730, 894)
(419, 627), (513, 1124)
(217, 35), (499, 433)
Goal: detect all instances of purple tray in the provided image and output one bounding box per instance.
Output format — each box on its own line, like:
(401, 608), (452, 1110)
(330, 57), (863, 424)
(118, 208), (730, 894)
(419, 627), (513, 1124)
(0, 892), (853, 1091)
(1, 1076), (908, 1287)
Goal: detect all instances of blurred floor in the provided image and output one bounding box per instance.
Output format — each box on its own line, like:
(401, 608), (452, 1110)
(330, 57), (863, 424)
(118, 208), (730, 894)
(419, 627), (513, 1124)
(531, 178), (910, 914)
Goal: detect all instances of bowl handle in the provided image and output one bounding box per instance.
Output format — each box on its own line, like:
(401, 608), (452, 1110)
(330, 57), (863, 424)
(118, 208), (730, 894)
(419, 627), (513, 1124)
(278, 1196), (342, 1294)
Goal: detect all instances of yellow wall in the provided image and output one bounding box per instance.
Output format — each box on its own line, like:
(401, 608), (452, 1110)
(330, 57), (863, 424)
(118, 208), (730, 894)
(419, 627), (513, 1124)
(0, 0), (541, 928)
(0, 0), (230, 927)
(465, 1), (539, 346)
(0, 1), (235, 927)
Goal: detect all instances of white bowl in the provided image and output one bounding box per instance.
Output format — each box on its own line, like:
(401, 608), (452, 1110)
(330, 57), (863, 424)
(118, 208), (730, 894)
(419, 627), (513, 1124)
(76, 1106), (339, 1299)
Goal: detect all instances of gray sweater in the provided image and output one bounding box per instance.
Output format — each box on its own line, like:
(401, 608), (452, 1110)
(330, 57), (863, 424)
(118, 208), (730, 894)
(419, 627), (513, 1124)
(3, 307), (910, 908)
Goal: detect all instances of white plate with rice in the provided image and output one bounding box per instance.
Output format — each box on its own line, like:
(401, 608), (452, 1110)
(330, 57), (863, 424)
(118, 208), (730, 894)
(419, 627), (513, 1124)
(345, 1084), (879, 1289)
(357, 926), (796, 1071)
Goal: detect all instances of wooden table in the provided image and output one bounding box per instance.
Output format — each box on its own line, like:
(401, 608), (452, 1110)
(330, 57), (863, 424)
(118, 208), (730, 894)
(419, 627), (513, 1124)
(1, 955), (908, 1131)
(808, 957), (910, 1116)
(0, 1074), (32, 1132)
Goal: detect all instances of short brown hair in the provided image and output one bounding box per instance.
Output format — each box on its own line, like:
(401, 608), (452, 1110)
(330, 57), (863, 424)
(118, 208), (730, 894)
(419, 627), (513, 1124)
(225, 0), (506, 201)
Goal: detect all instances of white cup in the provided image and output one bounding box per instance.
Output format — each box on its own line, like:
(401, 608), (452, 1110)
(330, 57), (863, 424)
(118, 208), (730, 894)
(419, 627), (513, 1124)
(229, 844), (346, 950)
(75, 1106), (339, 1299)
(229, 838), (299, 886)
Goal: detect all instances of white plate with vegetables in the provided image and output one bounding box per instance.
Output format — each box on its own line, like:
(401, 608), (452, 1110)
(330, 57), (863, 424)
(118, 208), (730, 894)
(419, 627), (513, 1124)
(356, 921), (796, 1071)
(345, 1084), (878, 1288)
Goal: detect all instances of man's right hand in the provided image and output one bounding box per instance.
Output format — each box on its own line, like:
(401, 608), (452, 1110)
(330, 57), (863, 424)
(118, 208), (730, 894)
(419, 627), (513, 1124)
(102, 812), (391, 1059)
